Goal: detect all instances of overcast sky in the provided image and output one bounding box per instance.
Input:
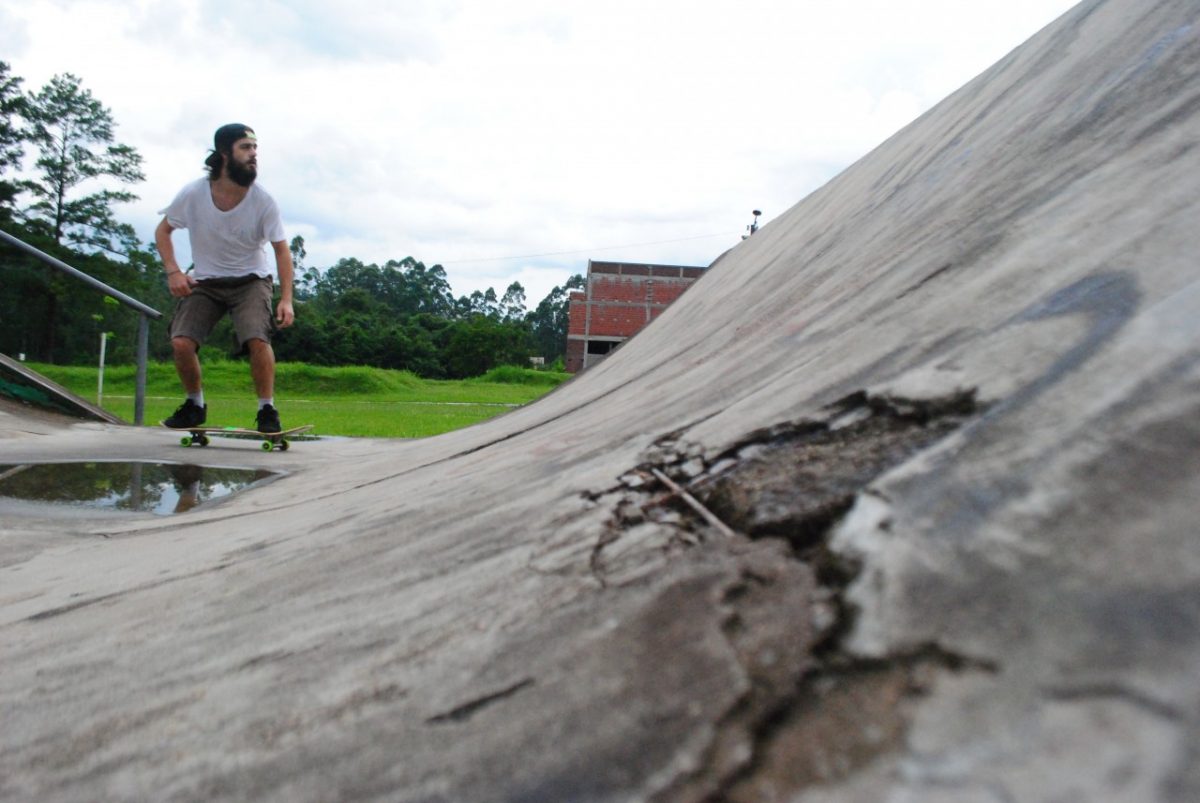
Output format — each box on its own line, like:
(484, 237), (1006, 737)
(2, 0), (1079, 307)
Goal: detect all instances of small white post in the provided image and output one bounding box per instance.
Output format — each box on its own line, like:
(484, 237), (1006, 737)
(98, 331), (107, 406)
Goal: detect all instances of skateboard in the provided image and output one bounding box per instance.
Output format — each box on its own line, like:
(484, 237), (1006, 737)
(162, 423), (314, 451)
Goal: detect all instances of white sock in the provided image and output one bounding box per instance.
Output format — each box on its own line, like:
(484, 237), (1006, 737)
(188, 392), (205, 407)
(259, 398), (274, 410)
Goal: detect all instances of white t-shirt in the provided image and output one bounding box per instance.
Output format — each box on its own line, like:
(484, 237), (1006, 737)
(160, 178), (286, 280)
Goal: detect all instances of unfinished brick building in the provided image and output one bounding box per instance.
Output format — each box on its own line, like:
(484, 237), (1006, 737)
(565, 260), (706, 373)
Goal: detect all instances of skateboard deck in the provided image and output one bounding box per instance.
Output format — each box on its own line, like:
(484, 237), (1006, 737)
(162, 423), (314, 451)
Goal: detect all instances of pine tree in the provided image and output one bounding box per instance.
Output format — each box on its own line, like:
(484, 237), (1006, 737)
(0, 61), (26, 222)
(23, 73), (144, 253)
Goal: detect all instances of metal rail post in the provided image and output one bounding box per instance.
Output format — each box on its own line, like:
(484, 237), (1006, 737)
(135, 313), (150, 425)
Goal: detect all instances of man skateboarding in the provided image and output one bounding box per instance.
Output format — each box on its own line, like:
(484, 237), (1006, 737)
(156, 123), (294, 433)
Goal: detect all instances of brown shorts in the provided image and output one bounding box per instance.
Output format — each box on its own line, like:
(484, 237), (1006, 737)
(168, 275), (275, 349)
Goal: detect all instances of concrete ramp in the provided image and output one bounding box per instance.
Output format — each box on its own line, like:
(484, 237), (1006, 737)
(3, 0), (1200, 800)
(0, 353), (123, 424)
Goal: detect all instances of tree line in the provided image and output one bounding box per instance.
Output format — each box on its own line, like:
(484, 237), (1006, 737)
(0, 62), (583, 377)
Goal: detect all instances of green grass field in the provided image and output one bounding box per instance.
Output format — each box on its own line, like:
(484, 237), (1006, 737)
(29, 361), (571, 438)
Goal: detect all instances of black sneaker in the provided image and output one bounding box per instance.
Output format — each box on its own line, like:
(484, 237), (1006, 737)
(256, 404), (282, 433)
(163, 399), (207, 428)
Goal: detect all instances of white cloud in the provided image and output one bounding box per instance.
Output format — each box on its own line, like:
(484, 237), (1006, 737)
(4, 0), (1079, 307)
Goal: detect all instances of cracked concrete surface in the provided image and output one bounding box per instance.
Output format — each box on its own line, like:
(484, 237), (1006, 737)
(4, 0), (1200, 799)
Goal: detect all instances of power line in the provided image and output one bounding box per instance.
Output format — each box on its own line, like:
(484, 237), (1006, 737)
(440, 231), (739, 264)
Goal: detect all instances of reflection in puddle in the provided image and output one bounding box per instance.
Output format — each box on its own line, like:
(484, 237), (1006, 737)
(0, 462), (278, 515)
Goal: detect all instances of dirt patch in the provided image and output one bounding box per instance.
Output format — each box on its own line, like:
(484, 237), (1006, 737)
(591, 390), (996, 800)
(692, 391), (976, 550)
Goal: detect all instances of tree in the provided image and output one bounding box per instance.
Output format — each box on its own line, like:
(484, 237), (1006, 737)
(527, 273), (584, 362)
(409, 260), (455, 317)
(458, 287), (500, 319)
(291, 235), (322, 300)
(289, 235), (307, 268)
(386, 257), (455, 316)
(0, 61), (26, 222)
(315, 257), (379, 299)
(499, 281), (527, 321)
(443, 315), (533, 378)
(23, 73), (145, 254)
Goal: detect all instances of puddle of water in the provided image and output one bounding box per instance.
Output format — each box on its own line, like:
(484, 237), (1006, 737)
(0, 462), (278, 516)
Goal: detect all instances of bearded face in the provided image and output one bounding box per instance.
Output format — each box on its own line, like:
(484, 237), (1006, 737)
(224, 140), (258, 187)
(228, 151), (261, 187)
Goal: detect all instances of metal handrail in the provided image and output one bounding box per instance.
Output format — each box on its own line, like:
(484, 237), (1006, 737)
(0, 228), (162, 425)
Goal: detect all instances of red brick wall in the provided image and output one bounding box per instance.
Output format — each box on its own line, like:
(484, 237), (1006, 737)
(565, 338), (585, 373)
(650, 282), (688, 305)
(589, 304), (650, 337)
(564, 261), (706, 372)
(590, 276), (649, 304)
(568, 293), (587, 336)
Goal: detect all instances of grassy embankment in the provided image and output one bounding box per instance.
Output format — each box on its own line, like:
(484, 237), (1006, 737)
(29, 361), (571, 438)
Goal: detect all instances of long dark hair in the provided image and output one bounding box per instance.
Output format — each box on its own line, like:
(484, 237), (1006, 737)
(204, 149), (225, 181)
